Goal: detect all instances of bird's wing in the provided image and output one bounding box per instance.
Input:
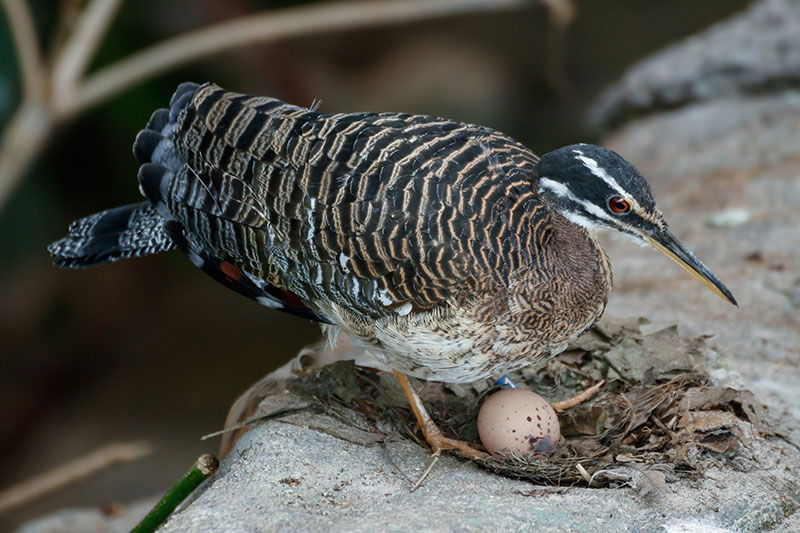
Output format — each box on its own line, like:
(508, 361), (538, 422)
(146, 83), (540, 319)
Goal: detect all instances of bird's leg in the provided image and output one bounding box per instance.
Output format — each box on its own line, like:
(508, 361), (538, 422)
(550, 380), (605, 411)
(393, 371), (488, 459)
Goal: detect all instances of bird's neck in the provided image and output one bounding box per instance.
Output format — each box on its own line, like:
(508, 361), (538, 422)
(542, 209), (614, 296)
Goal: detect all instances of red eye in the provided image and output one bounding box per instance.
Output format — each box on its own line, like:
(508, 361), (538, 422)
(608, 196), (631, 214)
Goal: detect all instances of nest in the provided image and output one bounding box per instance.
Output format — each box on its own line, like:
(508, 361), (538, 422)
(236, 317), (773, 488)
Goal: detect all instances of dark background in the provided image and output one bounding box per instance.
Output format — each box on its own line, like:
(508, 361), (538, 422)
(0, 0), (750, 529)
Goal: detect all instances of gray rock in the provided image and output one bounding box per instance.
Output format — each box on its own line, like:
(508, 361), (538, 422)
(775, 510), (800, 533)
(600, 89), (800, 447)
(157, 419), (799, 533)
(589, 0), (800, 130)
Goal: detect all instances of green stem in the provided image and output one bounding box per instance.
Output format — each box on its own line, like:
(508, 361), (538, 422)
(131, 454), (219, 533)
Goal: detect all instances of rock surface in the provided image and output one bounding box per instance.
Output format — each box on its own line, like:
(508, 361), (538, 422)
(16, 0), (800, 531)
(157, 421), (797, 533)
(589, 0), (800, 130)
(600, 89), (800, 447)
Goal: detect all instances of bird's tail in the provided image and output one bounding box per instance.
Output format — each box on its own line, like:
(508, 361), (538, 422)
(47, 202), (175, 268)
(133, 81), (200, 214)
(48, 82), (204, 269)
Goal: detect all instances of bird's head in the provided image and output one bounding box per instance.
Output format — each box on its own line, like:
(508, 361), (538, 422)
(535, 143), (737, 306)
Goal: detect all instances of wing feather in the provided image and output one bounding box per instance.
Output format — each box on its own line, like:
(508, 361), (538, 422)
(160, 83), (540, 318)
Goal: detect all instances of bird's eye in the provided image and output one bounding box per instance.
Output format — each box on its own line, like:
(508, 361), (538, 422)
(608, 196), (631, 214)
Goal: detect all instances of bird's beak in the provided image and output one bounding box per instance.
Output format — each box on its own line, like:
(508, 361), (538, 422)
(644, 229), (738, 306)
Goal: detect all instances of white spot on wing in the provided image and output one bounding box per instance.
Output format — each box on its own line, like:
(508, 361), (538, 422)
(338, 253), (350, 271)
(305, 198), (317, 241)
(395, 303), (412, 316)
(256, 295), (283, 309)
(377, 289), (393, 306)
(187, 250), (204, 267)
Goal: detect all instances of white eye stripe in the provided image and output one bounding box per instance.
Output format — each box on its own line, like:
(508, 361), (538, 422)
(581, 197), (616, 222)
(571, 150), (625, 194)
(570, 210), (649, 245)
(538, 177), (571, 197)
(562, 211), (606, 233)
(539, 177), (616, 223)
(564, 210), (648, 248)
(571, 150), (640, 210)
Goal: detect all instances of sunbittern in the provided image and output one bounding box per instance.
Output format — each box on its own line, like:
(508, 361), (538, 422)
(49, 83), (736, 458)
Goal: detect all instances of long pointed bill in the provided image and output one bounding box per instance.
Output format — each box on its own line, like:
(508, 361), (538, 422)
(644, 230), (738, 306)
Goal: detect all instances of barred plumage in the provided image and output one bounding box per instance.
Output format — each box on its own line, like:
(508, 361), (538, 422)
(49, 81), (737, 455)
(125, 82), (612, 381)
(50, 82), (617, 381)
(163, 83), (551, 317)
(48, 202), (175, 268)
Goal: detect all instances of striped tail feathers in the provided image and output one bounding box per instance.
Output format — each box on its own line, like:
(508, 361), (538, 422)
(133, 81), (202, 214)
(49, 83), (206, 269)
(169, 81), (200, 111)
(48, 202), (176, 268)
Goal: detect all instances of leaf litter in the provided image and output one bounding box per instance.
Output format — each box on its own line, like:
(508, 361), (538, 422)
(226, 316), (779, 489)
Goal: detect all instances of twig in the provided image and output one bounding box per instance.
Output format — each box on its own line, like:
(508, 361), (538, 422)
(1, 0), (46, 100)
(0, 440), (152, 515)
(48, 0), (86, 65)
(72, 0), (530, 116)
(200, 405), (316, 440)
(131, 453), (219, 533)
(0, 0), (534, 209)
(649, 414), (678, 441)
(575, 462), (592, 484)
(410, 454), (439, 492)
(540, 0), (575, 95)
(0, 103), (53, 205)
(51, 0), (123, 112)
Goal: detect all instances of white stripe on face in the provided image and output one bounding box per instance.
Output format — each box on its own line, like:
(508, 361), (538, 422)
(571, 149), (640, 211)
(539, 177), (616, 224)
(562, 210), (606, 233)
(538, 177), (571, 198)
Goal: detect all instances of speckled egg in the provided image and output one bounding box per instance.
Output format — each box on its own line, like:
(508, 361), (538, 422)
(477, 388), (560, 455)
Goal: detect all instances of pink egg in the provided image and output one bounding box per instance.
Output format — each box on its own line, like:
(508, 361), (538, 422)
(477, 388), (560, 455)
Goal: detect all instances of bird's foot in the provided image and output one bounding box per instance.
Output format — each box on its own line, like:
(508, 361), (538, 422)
(422, 428), (488, 459)
(550, 380), (605, 411)
(393, 370), (488, 459)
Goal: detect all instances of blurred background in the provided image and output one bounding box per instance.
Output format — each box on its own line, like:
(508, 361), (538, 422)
(0, 0), (752, 529)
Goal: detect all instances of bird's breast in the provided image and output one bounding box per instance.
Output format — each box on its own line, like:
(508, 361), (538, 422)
(334, 224), (612, 383)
